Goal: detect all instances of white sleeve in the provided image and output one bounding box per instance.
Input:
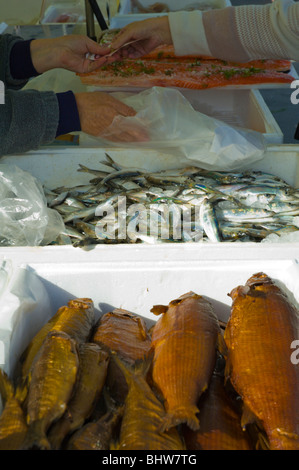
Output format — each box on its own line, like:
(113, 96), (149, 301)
(168, 11), (212, 57)
(168, 0), (299, 62)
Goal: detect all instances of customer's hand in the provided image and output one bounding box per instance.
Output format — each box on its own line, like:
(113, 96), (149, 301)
(94, 17), (173, 65)
(30, 35), (109, 73)
(111, 17), (172, 58)
(74, 91), (149, 142)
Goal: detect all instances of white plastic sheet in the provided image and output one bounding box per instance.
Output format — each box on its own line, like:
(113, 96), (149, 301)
(0, 164), (65, 246)
(0, 260), (52, 380)
(98, 87), (266, 171)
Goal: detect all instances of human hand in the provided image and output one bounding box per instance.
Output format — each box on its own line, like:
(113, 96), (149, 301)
(74, 91), (149, 142)
(30, 35), (110, 74)
(99, 17), (173, 63)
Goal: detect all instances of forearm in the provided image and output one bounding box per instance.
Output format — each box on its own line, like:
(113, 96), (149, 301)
(0, 35), (30, 89)
(0, 89), (58, 156)
(169, 0), (299, 62)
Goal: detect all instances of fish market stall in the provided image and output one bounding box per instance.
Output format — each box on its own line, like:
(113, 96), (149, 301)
(0, 0), (299, 452)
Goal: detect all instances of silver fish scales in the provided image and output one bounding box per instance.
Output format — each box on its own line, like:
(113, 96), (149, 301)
(45, 153), (299, 246)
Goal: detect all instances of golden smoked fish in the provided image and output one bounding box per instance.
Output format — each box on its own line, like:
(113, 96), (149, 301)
(48, 343), (109, 449)
(112, 355), (185, 450)
(0, 369), (28, 450)
(92, 309), (151, 363)
(92, 309), (151, 402)
(225, 272), (299, 450)
(23, 331), (79, 450)
(150, 292), (221, 432)
(66, 406), (124, 450)
(21, 298), (95, 380)
(183, 356), (253, 450)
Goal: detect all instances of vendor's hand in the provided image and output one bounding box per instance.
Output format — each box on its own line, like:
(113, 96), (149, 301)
(74, 91), (149, 142)
(30, 35), (109, 74)
(97, 17), (173, 64)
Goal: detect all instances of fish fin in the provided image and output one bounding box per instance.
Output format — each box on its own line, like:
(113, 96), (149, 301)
(150, 304), (168, 316)
(136, 317), (149, 341)
(160, 406), (200, 433)
(111, 350), (153, 385)
(0, 369), (14, 403)
(109, 439), (119, 450)
(21, 420), (51, 450)
(216, 331), (228, 357)
(241, 404), (257, 431)
(256, 431), (270, 450)
(223, 355), (232, 384)
(15, 376), (29, 405)
(77, 164), (91, 173)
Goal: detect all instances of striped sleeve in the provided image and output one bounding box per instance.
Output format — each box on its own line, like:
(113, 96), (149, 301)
(169, 0), (299, 62)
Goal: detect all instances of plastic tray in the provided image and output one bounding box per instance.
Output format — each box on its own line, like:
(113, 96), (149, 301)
(111, 0), (231, 27)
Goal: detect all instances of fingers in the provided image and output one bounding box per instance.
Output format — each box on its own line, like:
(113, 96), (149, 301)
(75, 91), (147, 141)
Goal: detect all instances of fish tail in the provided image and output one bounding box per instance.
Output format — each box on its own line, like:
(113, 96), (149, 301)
(21, 420), (51, 450)
(160, 406), (200, 433)
(0, 368), (14, 403)
(111, 350), (153, 385)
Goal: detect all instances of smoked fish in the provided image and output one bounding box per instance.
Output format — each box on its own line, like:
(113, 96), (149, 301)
(150, 292), (221, 432)
(21, 298), (95, 380)
(66, 405), (124, 450)
(48, 343), (109, 449)
(0, 369), (28, 450)
(225, 272), (299, 450)
(183, 356), (253, 450)
(92, 309), (151, 402)
(23, 331), (79, 450)
(112, 354), (185, 450)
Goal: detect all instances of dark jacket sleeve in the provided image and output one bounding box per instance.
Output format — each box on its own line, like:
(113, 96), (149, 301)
(0, 34), (59, 156)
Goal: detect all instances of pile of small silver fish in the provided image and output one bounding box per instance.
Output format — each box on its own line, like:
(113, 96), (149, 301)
(45, 153), (299, 247)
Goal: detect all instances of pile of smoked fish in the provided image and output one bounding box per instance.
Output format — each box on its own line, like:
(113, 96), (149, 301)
(46, 154), (299, 247)
(0, 272), (298, 450)
(78, 31), (294, 89)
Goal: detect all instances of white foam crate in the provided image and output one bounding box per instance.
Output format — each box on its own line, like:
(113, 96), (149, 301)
(0, 144), (299, 260)
(39, 0), (86, 24)
(111, 0), (231, 28)
(1, 143), (299, 257)
(81, 89), (283, 144)
(1, 252), (299, 376)
(2, 144), (299, 189)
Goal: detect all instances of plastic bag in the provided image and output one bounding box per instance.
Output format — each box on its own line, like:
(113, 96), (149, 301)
(0, 164), (65, 246)
(0, 260), (52, 380)
(97, 87), (266, 171)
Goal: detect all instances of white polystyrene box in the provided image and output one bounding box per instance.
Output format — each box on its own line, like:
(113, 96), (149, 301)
(1, 252), (299, 378)
(111, 0), (231, 28)
(119, 0), (231, 14)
